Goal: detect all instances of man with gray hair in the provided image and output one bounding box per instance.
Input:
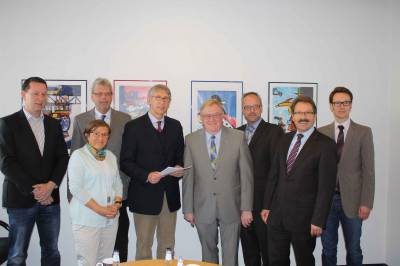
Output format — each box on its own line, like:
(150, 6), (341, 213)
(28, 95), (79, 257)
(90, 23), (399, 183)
(120, 84), (184, 260)
(70, 77), (131, 262)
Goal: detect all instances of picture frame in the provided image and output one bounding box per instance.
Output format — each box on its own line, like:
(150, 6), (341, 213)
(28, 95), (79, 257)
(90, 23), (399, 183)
(113, 80), (168, 119)
(268, 82), (318, 132)
(21, 79), (87, 149)
(191, 80), (243, 132)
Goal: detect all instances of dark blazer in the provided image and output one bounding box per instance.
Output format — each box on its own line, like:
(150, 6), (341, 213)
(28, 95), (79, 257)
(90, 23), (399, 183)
(0, 110), (69, 208)
(238, 119), (283, 211)
(120, 113), (184, 215)
(263, 129), (337, 232)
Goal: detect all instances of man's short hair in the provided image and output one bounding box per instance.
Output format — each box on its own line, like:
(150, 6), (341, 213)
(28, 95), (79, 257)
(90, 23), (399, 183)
(148, 84), (171, 99)
(242, 92), (262, 106)
(199, 98), (224, 114)
(329, 87), (353, 103)
(290, 95), (317, 114)
(91, 78), (113, 94)
(22, 77), (47, 91)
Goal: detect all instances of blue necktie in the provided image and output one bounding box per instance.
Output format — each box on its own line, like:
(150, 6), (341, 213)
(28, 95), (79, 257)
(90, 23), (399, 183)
(246, 125), (255, 144)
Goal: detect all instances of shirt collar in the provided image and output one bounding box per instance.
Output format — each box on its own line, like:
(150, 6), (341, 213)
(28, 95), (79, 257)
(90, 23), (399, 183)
(247, 117), (262, 130)
(334, 118), (351, 130)
(205, 129), (222, 141)
(148, 112), (165, 124)
(23, 107), (44, 121)
(296, 126), (315, 139)
(94, 108), (111, 120)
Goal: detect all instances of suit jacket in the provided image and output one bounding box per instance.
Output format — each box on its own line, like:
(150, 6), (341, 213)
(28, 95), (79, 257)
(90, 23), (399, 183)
(238, 119), (283, 211)
(70, 108), (131, 199)
(318, 120), (375, 218)
(120, 113), (184, 215)
(182, 126), (254, 224)
(0, 110), (69, 208)
(263, 129), (337, 232)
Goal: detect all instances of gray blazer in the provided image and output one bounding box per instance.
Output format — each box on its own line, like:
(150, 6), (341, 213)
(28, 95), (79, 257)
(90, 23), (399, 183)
(182, 126), (254, 224)
(318, 120), (375, 218)
(71, 108), (131, 199)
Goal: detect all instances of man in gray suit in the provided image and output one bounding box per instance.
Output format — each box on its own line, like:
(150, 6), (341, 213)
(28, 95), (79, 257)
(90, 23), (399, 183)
(182, 98), (254, 266)
(70, 78), (131, 262)
(319, 87), (375, 266)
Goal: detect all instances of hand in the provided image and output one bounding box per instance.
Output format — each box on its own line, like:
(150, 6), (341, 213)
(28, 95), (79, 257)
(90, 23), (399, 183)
(184, 213), (195, 227)
(32, 181), (56, 202)
(97, 205), (118, 218)
(170, 165), (184, 178)
(241, 211), (253, 227)
(310, 224), (322, 237)
(260, 209), (270, 224)
(358, 206), (371, 220)
(38, 196), (54, 205)
(147, 172), (162, 184)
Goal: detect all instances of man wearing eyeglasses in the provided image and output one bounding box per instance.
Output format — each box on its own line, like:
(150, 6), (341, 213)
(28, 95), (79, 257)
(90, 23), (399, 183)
(319, 87), (375, 266)
(70, 78), (131, 261)
(182, 98), (253, 266)
(238, 92), (283, 266)
(261, 95), (337, 266)
(120, 84), (184, 260)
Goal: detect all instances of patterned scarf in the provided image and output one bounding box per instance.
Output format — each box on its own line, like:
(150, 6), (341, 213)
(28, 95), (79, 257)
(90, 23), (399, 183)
(86, 143), (106, 161)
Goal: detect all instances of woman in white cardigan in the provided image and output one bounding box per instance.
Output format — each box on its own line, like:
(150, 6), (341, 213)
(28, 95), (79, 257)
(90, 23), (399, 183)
(68, 120), (122, 266)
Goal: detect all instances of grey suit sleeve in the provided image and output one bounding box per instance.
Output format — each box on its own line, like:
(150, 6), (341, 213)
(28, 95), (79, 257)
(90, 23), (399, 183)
(239, 134), (254, 212)
(70, 117), (86, 153)
(360, 128), (375, 209)
(182, 139), (194, 214)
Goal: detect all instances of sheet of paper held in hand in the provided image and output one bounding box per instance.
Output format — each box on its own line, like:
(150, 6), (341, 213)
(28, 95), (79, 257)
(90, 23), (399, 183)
(160, 166), (192, 177)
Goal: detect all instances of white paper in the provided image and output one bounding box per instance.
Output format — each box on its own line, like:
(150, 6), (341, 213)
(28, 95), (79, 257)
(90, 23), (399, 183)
(160, 166), (192, 177)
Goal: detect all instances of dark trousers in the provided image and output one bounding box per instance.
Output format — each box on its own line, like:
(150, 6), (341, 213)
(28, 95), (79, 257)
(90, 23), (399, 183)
(240, 211), (269, 266)
(7, 203), (61, 266)
(321, 193), (363, 266)
(114, 200), (130, 262)
(268, 223), (316, 266)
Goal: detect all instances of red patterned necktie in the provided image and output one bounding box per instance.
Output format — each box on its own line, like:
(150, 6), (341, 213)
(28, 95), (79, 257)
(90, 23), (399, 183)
(286, 133), (303, 173)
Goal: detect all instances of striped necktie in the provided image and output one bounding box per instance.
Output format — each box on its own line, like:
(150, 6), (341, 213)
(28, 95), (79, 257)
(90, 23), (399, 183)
(286, 133), (303, 173)
(210, 135), (217, 169)
(245, 125), (255, 144)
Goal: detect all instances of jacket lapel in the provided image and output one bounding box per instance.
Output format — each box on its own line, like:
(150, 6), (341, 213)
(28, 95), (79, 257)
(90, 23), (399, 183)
(249, 120), (265, 148)
(339, 120), (355, 165)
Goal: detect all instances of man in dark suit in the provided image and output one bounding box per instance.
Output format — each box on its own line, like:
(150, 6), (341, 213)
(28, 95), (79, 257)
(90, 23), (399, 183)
(120, 84), (184, 260)
(319, 87), (375, 266)
(0, 77), (69, 265)
(238, 92), (283, 266)
(70, 77), (131, 262)
(261, 95), (337, 266)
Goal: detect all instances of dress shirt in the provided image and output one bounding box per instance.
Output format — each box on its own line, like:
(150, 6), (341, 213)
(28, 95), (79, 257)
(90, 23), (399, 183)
(148, 112), (165, 131)
(287, 127), (315, 160)
(95, 108), (111, 125)
(23, 108), (45, 155)
(68, 146), (122, 227)
(334, 118), (351, 142)
(205, 130), (222, 158)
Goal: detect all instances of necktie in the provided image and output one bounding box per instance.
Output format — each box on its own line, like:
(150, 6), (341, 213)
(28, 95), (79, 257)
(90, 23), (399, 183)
(157, 121), (162, 132)
(101, 114), (106, 121)
(337, 125), (345, 159)
(286, 133), (303, 173)
(245, 125), (255, 145)
(210, 135), (217, 169)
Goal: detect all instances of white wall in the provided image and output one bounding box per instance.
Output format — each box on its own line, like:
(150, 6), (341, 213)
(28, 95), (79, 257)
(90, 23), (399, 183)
(0, 0), (396, 265)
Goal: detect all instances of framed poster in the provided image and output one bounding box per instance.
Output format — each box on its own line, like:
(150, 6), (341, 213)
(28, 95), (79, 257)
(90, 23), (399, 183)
(21, 79), (87, 149)
(191, 80), (243, 132)
(113, 80), (168, 119)
(268, 82), (318, 132)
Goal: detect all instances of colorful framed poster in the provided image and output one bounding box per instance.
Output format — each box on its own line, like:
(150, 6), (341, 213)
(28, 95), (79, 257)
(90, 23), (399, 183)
(21, 79), (87, 149)
(113, 80), (168, 119)
(268, 82), (318, 132)
(191, 80), (243, 132)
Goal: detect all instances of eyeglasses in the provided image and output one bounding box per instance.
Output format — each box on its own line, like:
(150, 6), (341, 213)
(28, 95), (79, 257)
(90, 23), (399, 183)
(92, 92), (112, 97)
(201, 113), (223, 120)
(243, 104), (261, 111)
(152, 96), (170, 102)
(90, 132), (109, 138)
(332, 101), (352, 107)
(293, 111), (315, 116)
